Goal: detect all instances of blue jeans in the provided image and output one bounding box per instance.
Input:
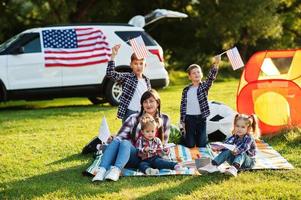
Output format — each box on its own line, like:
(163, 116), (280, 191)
(213, 150), (255, 169)
(182, 115), (207, 148)
(122, 109), (139, 123)
(99, 138), (140, 170)
(138, 156), (177, 173)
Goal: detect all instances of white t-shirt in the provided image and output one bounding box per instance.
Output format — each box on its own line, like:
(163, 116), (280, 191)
(128, 78), (148, 111)
(186, 86), (201, 115)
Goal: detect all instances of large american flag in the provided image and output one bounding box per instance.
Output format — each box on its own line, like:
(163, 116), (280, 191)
(129, 36), (149, 59)
(226, 47), (244, 70)
(42, 28), (111, 67)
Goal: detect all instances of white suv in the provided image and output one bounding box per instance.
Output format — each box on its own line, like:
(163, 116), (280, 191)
(0, 9), (187, 105)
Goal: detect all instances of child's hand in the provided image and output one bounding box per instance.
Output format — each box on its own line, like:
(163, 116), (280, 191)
(232, 148), (239, 155)
(179, 122), (186, 135)
(162, 147), (169, 152)
(211, 146), (218, 151)
(213, 55), (221, 67)
(144, 147), (150, 153)
(148, 148), (156, 153)
(111, 44), (121, 60)
(106, 136), (114, 144)
(212, 145), (223, 151)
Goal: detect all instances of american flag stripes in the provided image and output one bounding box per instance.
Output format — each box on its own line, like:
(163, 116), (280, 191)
(42, 28), (111, 67)
(226, 47), (244, 70)
(129, 36), (149, 59)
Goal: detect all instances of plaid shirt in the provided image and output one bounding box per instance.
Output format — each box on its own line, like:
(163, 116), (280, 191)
(106, 61), (151, 119)
(224, 134), (256, 157)
(135, 136), (169, 160)
(180, 66), (218, 122)
(115, 113), (170, 145)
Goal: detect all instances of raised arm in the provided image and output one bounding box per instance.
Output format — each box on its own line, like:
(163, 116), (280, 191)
(106, 44), (129, 82)
(203, 55), (220, 91)
(202, 66), (218, 91)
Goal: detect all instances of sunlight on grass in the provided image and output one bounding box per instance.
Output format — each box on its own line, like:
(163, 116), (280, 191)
(0, 80), (300, 199)
(283, 128), (301, 143)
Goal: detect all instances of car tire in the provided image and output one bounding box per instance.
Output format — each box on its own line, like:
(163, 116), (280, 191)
(105, 79), (122, 106)
(88, 97), (105, 105)
(0, 84), (5, 102)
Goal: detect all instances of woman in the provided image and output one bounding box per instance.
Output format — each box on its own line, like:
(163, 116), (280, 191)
(92, 89), (170, 182)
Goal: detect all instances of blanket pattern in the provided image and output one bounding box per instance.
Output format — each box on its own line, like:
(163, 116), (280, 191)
(85, 140), (293, 176)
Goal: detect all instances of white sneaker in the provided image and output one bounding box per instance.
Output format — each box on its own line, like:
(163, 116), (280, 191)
(198, 163), (220, 174)
(92, 167), (106, 182)
(224, 166), (238, 177)
(145, 168), (160, 175)
(105, 166), (121, 181)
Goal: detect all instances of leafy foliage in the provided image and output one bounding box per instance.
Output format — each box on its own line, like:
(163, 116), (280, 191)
(169, 124), (182, 144)
(0, 0), (300, 70)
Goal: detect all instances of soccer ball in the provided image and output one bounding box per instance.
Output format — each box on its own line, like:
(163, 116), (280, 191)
(206, 101), (237, 141)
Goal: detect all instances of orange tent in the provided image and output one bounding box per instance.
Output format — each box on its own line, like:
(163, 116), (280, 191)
(237, 50), (301, 134)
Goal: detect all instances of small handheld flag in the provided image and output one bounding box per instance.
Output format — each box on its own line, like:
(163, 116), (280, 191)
(129, 36), (149, 59)
(98, 116), (111, 143)
(225, 47), (244, 70)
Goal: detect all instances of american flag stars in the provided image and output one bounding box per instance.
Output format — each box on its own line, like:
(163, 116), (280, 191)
(43, 29), (78, 49)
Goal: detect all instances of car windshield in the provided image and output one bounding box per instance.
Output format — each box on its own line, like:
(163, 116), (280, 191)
(0, 33), (23, 52)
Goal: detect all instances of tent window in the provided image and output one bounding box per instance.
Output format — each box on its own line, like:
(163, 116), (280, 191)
(260, 57), (292, 77)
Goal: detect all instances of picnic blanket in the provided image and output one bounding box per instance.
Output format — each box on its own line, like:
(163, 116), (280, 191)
(85, 140), (293, 176)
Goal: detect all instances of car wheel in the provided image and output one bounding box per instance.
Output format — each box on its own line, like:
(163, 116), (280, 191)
(105, 79), (122, 106)
(0, 85), (5, 102)
(88, 97), (105, 105)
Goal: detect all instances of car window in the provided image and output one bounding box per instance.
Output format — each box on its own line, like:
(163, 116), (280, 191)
(115, 31), (157, 46)
(22, 34), (41, 53)
(0, 33), (22, 53)
(5, 33), (42, 55)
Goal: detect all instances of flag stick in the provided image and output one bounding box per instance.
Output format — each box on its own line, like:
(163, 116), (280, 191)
(215, 51), (227, 58)
(219, 51), (227, 56)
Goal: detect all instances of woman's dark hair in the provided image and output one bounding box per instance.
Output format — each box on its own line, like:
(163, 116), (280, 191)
(139, 89), (161, 117)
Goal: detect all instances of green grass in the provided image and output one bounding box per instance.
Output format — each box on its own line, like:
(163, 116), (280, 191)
(0, 80), (300, 199)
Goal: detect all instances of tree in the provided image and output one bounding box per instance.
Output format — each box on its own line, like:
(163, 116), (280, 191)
(0, 0), (300, 72)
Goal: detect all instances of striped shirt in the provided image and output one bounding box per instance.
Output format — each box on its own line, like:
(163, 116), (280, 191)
(224, 134), (256, 157)
(115, 113), (170, 145)
(135, 136), (168, 160)
(180, 66), (218, 122)
(106, 61), (151, 119)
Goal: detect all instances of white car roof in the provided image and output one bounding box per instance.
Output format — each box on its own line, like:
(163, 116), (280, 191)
(22, 24), (144, 34)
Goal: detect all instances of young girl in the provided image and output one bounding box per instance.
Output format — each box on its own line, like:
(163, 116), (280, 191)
(198, 114), (260, 177)
(135, 113), (182, 175)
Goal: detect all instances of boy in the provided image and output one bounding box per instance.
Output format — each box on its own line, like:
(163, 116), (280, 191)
(180, 56), (220, 148)
(107, 44), (151, 122)
(135, 113), (182, 175)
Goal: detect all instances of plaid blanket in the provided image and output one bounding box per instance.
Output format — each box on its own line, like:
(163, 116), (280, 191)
(85, 140), (293, 176)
